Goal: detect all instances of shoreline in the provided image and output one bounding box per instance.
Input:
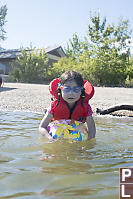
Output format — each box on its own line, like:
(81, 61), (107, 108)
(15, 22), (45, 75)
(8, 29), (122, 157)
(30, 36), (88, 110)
(0, 82), (133, 117)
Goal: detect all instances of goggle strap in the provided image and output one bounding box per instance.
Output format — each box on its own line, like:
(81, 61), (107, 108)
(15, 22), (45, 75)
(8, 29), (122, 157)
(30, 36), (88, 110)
(58, 83), (62, 89)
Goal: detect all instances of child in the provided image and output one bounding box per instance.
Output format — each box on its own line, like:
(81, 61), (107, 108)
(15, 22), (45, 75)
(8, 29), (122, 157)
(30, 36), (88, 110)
(39, 71), (96, 140)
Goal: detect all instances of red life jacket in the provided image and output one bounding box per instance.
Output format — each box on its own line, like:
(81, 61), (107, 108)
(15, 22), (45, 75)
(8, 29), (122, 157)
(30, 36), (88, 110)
(49, 78), (94, 122)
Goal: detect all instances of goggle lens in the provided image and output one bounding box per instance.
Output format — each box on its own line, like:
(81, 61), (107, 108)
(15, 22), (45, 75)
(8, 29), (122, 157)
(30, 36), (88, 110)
(62, 86), (81, 93)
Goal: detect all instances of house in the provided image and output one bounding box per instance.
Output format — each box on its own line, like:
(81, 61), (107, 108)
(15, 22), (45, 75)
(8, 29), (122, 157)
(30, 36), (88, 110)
(0, 46), (66, 74)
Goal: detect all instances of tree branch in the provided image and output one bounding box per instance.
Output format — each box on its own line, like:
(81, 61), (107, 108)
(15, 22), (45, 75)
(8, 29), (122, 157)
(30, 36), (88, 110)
(96, 105), (133, 115)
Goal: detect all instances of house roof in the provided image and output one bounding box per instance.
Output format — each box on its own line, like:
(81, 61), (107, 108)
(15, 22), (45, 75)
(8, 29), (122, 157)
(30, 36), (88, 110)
(0, 49), (21, 59)
(0, 46), (66, 60)
(45, 45), (66, 55)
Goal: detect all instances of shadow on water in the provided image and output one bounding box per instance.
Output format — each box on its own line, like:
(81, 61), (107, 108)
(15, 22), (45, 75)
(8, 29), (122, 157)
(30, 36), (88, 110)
(0, 87), (17, 92)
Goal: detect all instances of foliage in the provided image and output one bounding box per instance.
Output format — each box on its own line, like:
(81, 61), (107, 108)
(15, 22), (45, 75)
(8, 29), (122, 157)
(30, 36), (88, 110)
(8, 12), (133, 86)
(9, 47), (50, 83)
(125, 56), (133, 87)
(53, 12), (133, 87)
(52, 57), (77, 78)
(65, 33), (83, 59)
(0, 4), (7, 42)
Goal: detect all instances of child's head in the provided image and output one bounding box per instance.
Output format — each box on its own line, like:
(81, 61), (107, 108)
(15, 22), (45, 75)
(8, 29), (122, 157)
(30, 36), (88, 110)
(59, 71), (84, 106)
(59, 71), (84, 87)
(53, 71), (85, 109)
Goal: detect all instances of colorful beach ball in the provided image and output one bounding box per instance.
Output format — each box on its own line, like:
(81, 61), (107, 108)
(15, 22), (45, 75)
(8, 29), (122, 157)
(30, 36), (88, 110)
(47, 120), (88, 141)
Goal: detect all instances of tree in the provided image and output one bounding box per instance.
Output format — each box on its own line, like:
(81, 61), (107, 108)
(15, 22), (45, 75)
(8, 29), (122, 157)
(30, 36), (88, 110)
(52, 56), (77, 78)
(125, 55), (133, 87)
(0, 5), (7, 42)
(65, 33), (83, 59)
(9, 47), (49, 83)
(56, 12), (132, 86)
(86, 13), (132, 85)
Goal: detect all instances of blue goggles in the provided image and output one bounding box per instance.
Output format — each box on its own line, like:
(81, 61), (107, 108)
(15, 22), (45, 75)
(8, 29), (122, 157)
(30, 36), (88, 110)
(62, 85), (81, 93)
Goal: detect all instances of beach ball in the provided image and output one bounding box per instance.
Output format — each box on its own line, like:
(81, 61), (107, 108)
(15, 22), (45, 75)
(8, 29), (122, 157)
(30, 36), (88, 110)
(47, 120), (88, 141)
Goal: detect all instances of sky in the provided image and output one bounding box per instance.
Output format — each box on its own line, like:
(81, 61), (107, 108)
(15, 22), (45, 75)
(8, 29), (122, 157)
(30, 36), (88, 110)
(0, 0), (133, 51)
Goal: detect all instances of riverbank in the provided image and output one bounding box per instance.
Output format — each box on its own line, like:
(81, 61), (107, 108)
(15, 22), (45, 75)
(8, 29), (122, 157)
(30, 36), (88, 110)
(0, 82), (133, 116)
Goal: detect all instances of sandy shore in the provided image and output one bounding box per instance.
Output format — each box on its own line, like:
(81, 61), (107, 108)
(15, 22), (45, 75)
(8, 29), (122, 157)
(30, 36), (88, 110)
(0, 82), (133, 116)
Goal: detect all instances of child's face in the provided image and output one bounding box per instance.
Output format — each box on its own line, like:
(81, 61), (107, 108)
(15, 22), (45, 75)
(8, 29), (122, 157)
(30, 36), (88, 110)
(61, 80), (82, 106)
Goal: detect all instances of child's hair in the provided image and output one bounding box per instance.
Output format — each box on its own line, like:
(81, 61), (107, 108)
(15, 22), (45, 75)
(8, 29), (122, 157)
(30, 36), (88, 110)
(54, 71), (85, 109)
(60, 70), (83, 87)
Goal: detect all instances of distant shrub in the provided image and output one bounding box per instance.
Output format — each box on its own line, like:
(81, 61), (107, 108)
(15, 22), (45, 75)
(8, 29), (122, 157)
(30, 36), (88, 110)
(9, 47), (51, 83)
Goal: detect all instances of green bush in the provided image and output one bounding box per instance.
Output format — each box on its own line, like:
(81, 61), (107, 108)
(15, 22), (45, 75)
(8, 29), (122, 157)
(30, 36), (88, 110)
(54, 13), (133, 87)
(9, 47), (50, 83)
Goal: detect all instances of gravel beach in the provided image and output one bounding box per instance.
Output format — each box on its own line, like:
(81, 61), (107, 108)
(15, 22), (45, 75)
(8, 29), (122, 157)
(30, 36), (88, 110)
(0, 82), (133, 116)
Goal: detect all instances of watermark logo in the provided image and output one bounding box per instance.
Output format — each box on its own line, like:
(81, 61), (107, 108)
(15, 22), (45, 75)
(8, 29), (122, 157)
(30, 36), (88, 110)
(120, 168), (133, 199)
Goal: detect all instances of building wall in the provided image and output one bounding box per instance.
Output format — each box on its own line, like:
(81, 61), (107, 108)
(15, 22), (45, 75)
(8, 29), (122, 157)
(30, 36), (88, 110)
(0, 63), (6, 74)
(0, 60), (13, 74)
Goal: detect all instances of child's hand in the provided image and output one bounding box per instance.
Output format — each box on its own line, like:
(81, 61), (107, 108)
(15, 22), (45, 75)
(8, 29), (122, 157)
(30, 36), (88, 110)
(39, 127), (53, 140)
(86, 116), (96, 140)
(39, 111), (53, 140)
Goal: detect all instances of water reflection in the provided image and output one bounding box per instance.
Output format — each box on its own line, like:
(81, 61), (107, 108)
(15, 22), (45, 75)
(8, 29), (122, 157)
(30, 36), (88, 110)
(0, 111), (133, 198)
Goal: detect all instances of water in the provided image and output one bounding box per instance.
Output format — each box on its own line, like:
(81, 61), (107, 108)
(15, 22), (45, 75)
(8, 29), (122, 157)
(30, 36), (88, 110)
(0, 111), (133, 199)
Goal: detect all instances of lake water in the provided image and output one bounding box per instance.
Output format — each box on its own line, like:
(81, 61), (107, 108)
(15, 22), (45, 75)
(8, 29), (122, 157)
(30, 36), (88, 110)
(0, 111), (133, 199)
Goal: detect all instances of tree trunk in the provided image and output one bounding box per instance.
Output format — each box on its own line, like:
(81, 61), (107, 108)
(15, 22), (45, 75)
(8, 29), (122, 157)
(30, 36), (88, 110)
(96, 105), (133, 115)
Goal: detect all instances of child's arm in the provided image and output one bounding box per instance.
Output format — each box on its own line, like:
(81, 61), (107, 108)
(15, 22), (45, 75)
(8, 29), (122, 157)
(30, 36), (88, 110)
(86, 116), (96, 140)
(39, 110), (53, 139)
